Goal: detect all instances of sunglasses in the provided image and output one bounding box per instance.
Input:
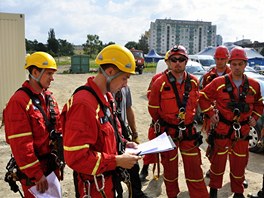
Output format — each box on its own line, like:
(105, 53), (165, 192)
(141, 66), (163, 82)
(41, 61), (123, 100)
(170, 57), (187, 63)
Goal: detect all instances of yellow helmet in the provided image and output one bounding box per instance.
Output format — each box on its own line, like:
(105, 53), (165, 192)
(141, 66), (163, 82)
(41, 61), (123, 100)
(25, 52), (57, 70)
(95, 44), (136, 74)
(164, 50), (170, 61)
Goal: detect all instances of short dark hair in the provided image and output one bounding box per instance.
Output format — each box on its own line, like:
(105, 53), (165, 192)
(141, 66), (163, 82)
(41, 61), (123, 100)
(27, 65), (42, 74)
(100, 64), (120, 73)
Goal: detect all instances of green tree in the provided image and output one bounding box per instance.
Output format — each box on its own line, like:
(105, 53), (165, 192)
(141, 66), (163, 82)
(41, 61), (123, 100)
(47, 28), (59, 55)
(36, 42), (47, 52)
(125, 41), (138, 50)
(26, 39), (47, 53)
(83, 34), (103, 58)
(58, 39), (74, 56)
(138, 34), (149, 54)
(26, 39), (34, 52)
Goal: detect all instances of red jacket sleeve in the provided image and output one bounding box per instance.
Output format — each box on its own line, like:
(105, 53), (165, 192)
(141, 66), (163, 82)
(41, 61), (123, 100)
(199, 79), (217, 118)
(61, 91), (117, 176)
(3, 91), (45, 182)
(148, 76), (163, 121)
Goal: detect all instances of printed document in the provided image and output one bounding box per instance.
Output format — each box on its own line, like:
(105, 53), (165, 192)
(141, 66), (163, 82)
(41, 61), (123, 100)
(29, 171), (62, 198)
(126, 132), (176, 155)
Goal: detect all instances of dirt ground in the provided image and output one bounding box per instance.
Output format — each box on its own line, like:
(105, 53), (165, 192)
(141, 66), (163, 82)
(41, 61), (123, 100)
(0, 71), (263, 198)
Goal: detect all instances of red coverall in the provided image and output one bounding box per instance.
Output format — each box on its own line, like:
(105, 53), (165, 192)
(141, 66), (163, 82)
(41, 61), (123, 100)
(201, 66), (231, 134)
(202, 66), (231, 88)
(143, 71), (167, 166)
(3, 81), (62, 198)
(61, 77), (120, 197)
(148, 71), (209, 198)
(199, 73), (263, 194)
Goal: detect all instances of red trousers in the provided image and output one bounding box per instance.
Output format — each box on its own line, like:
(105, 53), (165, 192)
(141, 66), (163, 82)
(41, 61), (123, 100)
(209, 139), (249, 193)
(143, 126), (158, 165)
(161, 140), (209, 198)
(77, 174), (114, 197)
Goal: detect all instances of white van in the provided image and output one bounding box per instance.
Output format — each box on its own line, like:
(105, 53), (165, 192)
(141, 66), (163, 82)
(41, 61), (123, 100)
(156, 59), (204, 74)
(188, 55), (215, 70)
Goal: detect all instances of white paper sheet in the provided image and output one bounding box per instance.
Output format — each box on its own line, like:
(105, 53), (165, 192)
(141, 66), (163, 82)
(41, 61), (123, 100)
(126, 132), (176, 155)
(29, 172), (62, 198)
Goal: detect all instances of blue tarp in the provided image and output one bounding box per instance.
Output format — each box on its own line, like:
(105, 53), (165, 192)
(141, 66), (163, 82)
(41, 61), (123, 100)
(197, 45), (264, 66)
(144, 49), (164, 63)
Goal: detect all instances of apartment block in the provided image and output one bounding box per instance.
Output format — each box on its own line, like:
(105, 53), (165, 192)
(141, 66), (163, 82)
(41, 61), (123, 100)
(148, 19), (217, 55)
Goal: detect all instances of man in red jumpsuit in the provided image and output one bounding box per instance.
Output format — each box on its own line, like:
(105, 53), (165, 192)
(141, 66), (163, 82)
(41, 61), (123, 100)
(61, 44), (141, 198)
(3, 52), (63, 197)
(199, 47), (263, 198)
(201, 45), (231, 177)
(148, 45), (209, 198)
(202, 45), (231, 89)
(140, 50), (171, 181)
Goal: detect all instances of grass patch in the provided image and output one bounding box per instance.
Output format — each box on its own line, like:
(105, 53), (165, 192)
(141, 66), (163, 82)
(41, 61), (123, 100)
(56, 56), (158, 73)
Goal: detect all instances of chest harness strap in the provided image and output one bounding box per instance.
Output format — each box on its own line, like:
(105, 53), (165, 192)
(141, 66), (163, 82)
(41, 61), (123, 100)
(73, 86), (132, 198)
(17, 87), (65, 179)
(18, 87), (56, 132)
(218, 75), (250, 139)
(166, 71), (192, 140)
(207, 68), (228, 83)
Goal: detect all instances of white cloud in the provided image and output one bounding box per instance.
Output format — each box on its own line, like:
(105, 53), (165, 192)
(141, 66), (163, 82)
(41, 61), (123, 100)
(1, 0), (264, 46)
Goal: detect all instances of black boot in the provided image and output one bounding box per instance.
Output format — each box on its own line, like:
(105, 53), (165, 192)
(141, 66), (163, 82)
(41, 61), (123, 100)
(139, 164), (149, 181)
(210, 188), (217, 198)
(233, 193), (245, 198)
(243, 179), (248, 189)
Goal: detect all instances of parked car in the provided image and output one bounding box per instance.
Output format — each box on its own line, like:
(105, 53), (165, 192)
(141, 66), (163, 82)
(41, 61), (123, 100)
(244, 66), (264, 153)
(245, 66), (264, 81)
(189, 55), (215, 71)
(156, 59), (206, 77)
(253, 65), (264, 75)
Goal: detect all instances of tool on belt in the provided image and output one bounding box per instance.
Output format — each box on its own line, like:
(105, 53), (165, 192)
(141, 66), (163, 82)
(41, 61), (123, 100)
(4, 156), (25, 198)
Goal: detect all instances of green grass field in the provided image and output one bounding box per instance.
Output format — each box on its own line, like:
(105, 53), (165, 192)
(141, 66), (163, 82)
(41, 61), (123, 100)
(56, 56), (157, 73)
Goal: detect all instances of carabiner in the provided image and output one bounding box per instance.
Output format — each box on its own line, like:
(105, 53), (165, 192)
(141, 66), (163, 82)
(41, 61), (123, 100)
(154, 120), (161, 134)
(233, 122), (241, 139)
(178, 120), (186, 131)
(94, 174), (105, 192)
(83, 180), (91, 198)
(233, 122), (241, 131)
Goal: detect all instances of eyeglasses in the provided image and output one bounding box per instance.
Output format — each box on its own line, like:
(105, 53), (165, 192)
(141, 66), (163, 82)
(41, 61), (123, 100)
(170, 57), (187, 63)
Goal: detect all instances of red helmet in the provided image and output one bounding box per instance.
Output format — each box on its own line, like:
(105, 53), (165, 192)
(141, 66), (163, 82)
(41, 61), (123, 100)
(229, 47), (248, 61)
(168, 45), (188, 59)
(214, 46), (229, 59)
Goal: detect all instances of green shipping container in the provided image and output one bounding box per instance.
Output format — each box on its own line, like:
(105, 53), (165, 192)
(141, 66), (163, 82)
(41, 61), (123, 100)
(70, 55), (90, 73)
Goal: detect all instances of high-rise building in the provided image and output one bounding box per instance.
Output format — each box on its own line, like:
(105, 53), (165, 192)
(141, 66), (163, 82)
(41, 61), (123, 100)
(216, 35), (223, 46)
(148, 19), (217, 55)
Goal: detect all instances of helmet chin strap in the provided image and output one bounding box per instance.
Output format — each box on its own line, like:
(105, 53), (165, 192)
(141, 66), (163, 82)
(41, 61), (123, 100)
(99, 67), (123, 92)
(29, 69), (45, 89)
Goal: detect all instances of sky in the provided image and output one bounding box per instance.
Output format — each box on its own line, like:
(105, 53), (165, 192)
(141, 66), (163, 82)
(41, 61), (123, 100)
(1, 0), (264, 46)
